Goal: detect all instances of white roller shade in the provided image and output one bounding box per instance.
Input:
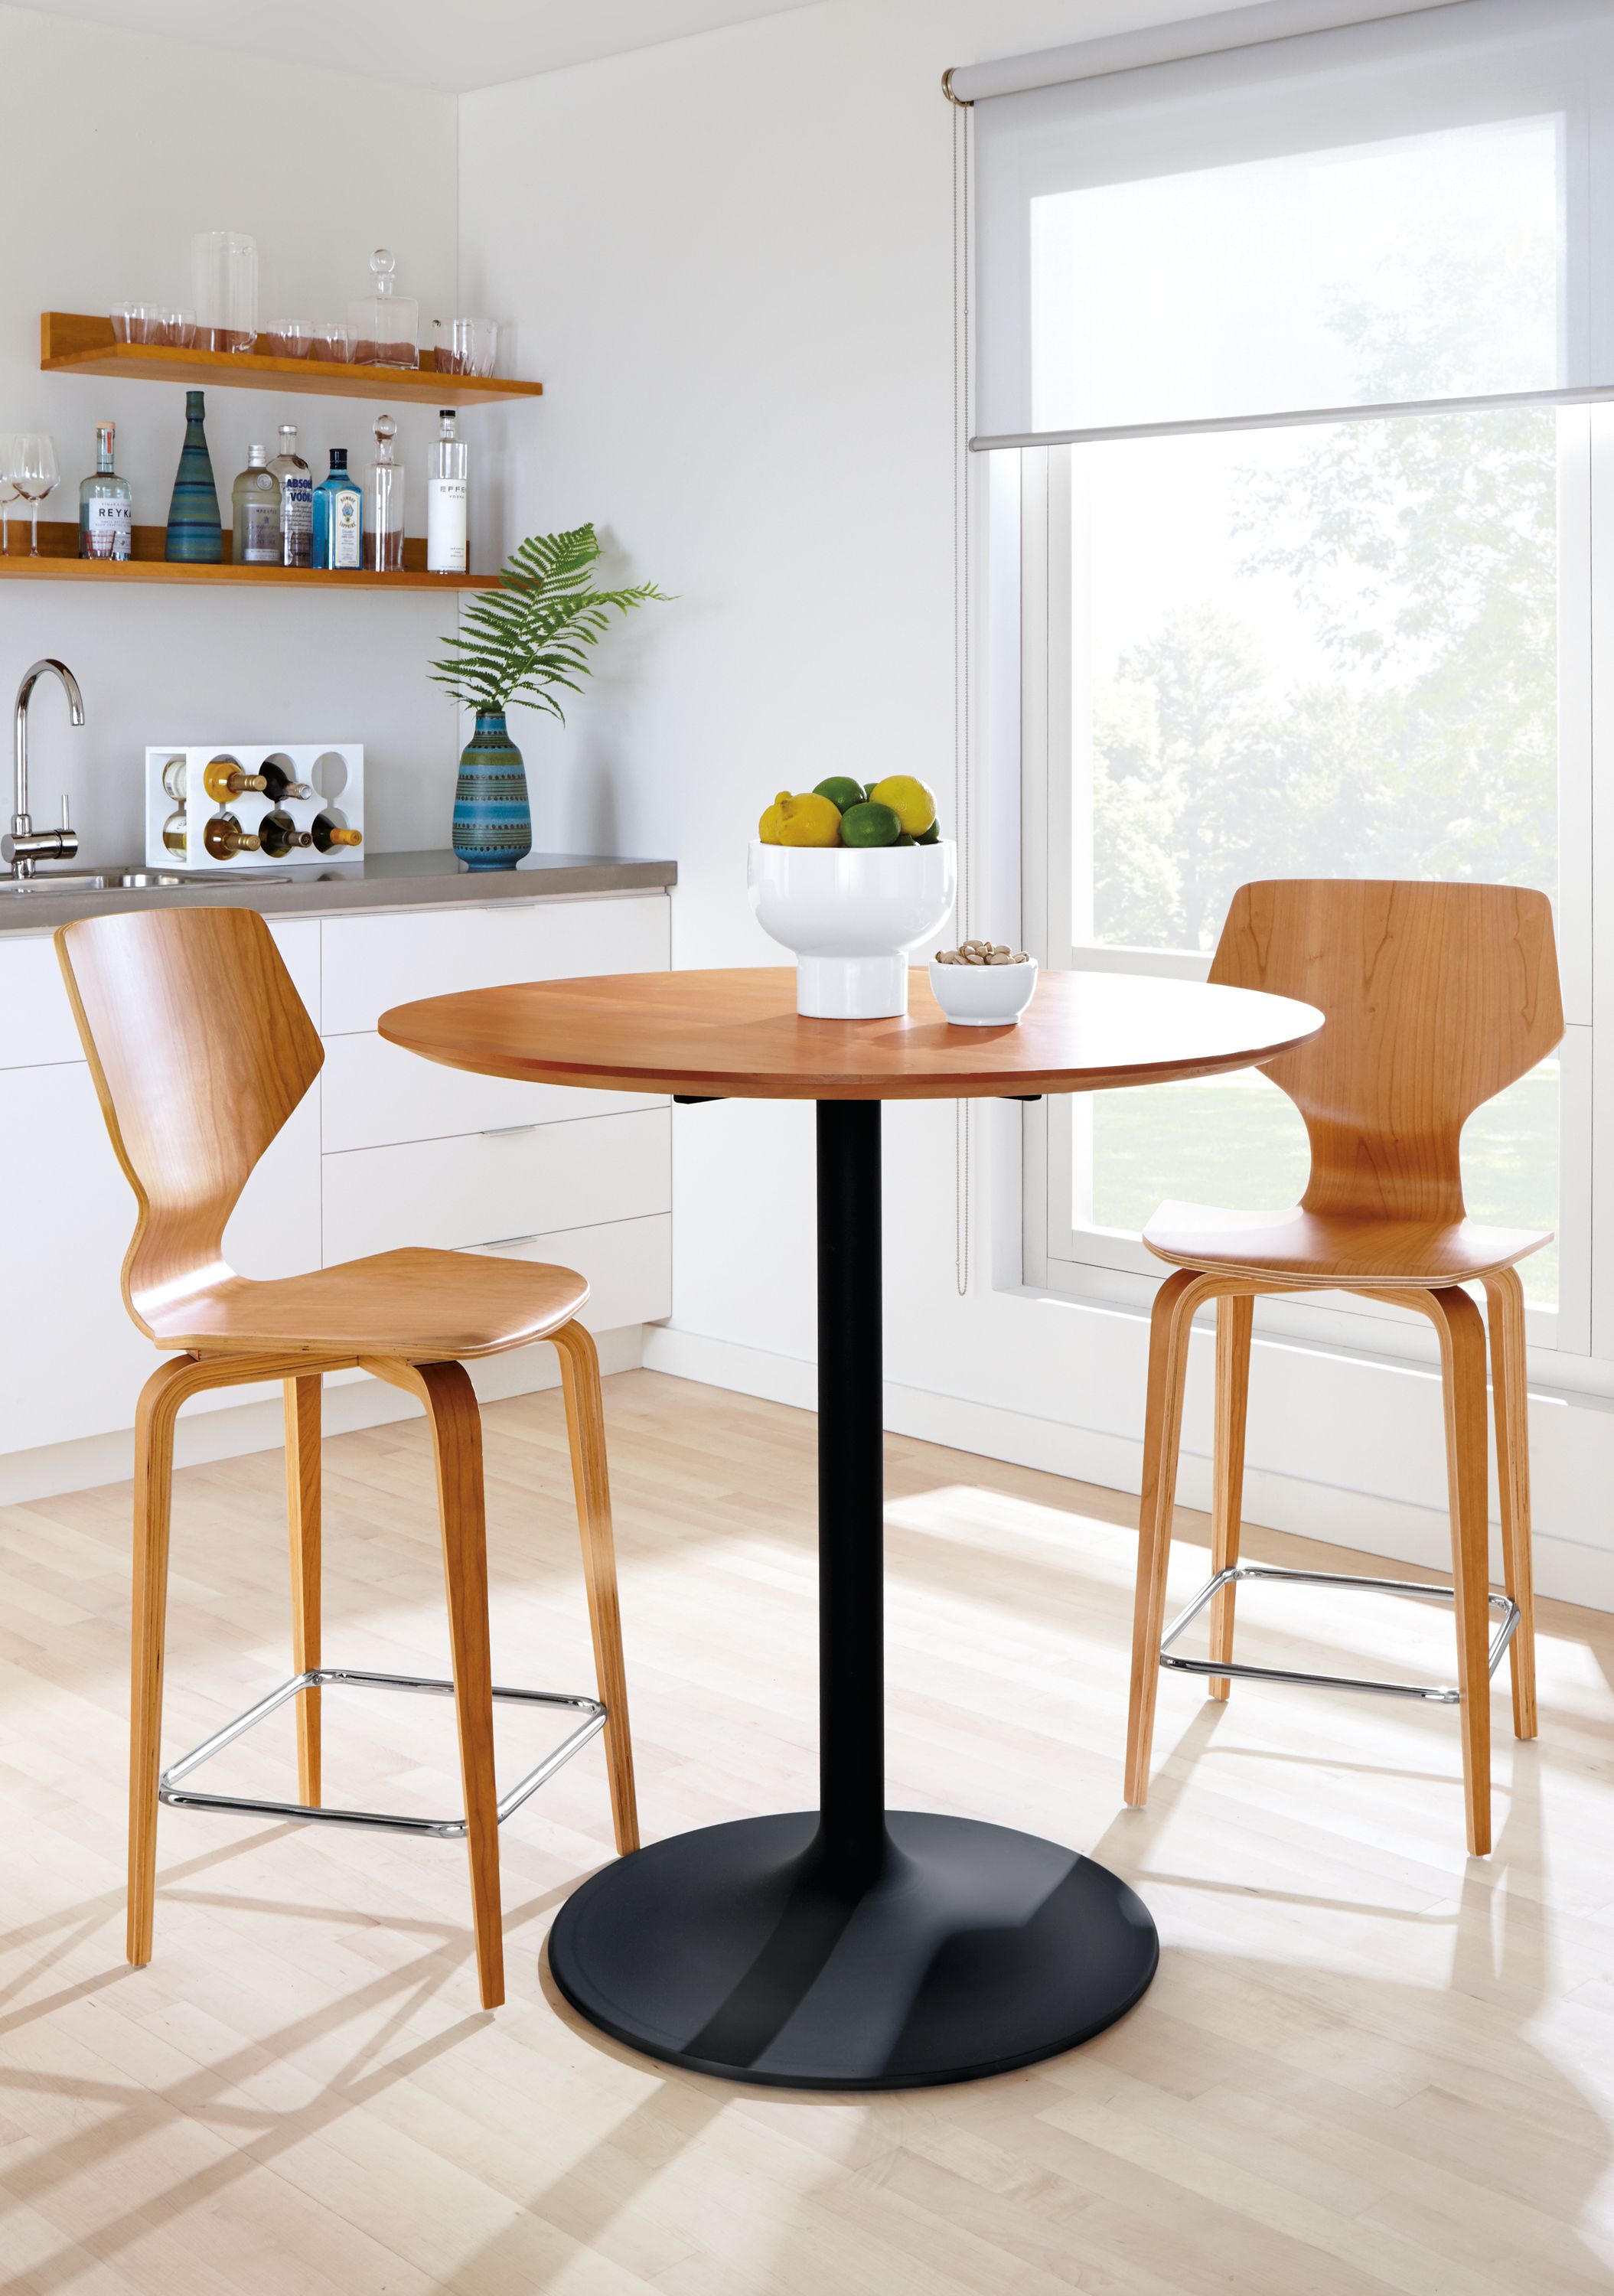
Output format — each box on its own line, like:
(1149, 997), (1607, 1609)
(968, 0), (1614, 448)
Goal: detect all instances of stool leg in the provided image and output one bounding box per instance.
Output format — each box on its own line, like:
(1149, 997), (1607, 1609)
(370, 1358), (504, 2008)
(284, 1375), (322, 1804)
(1126, 1270), (1218, 1806)
(553, 1320), (639, 1855)
(1484, 1268), (1537, 1741)
(129, 1357), (194, 1967)
(1415, 1286), (1494, 1857)
(1208, 1293), (1254, 1701)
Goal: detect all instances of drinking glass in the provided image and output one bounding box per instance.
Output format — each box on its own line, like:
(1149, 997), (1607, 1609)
(0, 437), (17, 554)
(191, 230), (258, 352)
(282, 319), (315, 358)
(434, 317), (498, 376)
(158, 306), (197, 347)
(11, 435), (59, 556)
(311, 323), (352, 363)
(111, 302), (158, 343)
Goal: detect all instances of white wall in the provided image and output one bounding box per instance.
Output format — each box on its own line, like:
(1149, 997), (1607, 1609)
(461, 0), (1614, 1613)
(0, 4), (466, 859)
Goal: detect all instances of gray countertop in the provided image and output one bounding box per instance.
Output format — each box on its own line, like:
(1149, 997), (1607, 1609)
(0, 850), (677, 934)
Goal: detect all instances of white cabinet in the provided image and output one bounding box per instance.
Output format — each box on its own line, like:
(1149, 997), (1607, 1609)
(0, 890), (671, 1466)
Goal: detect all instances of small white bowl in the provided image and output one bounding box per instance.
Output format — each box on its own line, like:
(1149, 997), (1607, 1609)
(928, 954), (1039, 1026)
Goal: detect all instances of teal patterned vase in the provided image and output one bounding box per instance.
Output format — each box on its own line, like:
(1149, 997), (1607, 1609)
(453, 709), (532, 870)
(165, 389), (222, 563)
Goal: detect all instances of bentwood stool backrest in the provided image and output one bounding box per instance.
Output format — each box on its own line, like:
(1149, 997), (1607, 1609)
(1127, 878), (1563, 1859)
(1211, 878), (1563, 1227)
(57, 905), (324, 1339)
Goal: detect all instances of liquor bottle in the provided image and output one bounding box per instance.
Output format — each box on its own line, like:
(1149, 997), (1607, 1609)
(259, 758), (316, 802)
(165, 390), (222, 563)
(201, 756), (268, 802)
(426, 409), (467, 573)
(161, 808), (188, 858)
(231, 444), (282, 566)
(367, 412), (404, 571)
(311, 448), (362, 569)
(311, 810), (363, 853)
(259, 809), (314, 858)
(267, 424), (312, 567)
(202, 811), (261, 860)
(79, 422), (132, 560)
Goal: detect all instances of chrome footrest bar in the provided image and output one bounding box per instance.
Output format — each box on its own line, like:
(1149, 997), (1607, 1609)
(158, 1666), (607, 1837)
(1158, 1563), (1520, 1704)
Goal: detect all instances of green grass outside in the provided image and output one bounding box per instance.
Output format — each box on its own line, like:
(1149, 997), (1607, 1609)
(1087, 1064), (1559, 1306)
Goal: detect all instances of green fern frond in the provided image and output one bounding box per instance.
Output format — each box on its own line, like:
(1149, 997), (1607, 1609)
(431, 522), (669, 716)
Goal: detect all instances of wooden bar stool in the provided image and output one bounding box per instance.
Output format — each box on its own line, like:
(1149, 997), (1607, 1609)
(56, 906), (638, 2007)
(1124, 880), (1562, 1856)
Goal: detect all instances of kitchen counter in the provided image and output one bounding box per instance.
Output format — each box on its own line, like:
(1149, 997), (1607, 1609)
(0, 849), (677, 933)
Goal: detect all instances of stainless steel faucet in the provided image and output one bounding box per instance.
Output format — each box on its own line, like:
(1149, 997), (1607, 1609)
(5, 659), (83, 880)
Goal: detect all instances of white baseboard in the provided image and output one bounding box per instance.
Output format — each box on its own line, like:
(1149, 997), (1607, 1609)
(0, 1326), (647, 1507)
(641, 1326), (1614, 1616)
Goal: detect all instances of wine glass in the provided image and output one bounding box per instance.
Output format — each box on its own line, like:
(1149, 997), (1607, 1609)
(0, 436), (18, 555)
(11, 435), (59, 556)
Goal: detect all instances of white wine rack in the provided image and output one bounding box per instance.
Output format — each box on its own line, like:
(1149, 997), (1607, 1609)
(145, 743), (364, 873)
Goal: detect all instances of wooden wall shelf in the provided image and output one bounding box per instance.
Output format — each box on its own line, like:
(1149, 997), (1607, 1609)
(0, 523), (491, 589)
(41, 313), (543, 406)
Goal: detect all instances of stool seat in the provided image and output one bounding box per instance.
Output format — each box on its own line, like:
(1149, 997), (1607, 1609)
(1144, 1200), (1551, 1289)
(145, 1247), (590, 1361)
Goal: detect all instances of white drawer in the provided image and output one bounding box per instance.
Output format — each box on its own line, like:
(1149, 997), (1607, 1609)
(323, 1107), (671, 1261)
(321, 1029), (657, 1152)
(0, 916), (321, 1070)
(465, 1214), (671, 1332)
(321, 892), (670, 1035)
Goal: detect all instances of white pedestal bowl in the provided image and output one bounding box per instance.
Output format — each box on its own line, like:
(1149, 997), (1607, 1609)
(748, 838), (958, 1019)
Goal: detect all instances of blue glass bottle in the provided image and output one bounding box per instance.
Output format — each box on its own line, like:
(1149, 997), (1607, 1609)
(311, 447), (363, 569)
(165, 390), (222, 563)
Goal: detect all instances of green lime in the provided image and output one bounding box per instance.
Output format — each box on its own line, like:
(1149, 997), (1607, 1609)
(839, 801), (902, 848)
(895, 832), (915, 845)
(813, 777), (865, 814)
(915, 819), (941, 845)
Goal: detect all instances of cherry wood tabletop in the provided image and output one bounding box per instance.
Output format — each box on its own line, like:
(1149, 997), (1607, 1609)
(379, 967), (1323, 1101)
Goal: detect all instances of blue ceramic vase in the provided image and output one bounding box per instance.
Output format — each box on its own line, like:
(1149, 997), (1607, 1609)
(452, 709), (532, 870)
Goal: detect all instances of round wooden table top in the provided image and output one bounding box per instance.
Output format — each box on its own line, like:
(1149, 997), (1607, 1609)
(379, 967), (1323, 1101)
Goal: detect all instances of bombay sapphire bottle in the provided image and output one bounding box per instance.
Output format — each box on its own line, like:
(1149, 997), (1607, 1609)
(311, 448), (363, 569)
(165, 390), (222, 563)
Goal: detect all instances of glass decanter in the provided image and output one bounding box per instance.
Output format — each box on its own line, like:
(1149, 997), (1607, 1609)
(348, 247), (419, 370)
(367, 412), (405, 570)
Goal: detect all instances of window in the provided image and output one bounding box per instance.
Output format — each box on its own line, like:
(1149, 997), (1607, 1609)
(966, 0), (1611, 1363)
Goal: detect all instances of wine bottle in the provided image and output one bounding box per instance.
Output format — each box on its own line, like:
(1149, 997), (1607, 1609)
(165, 390), (222, 563)
(161, 809), (188, 858)
(311, 448), (362, 569)
(201, 756), (269, 803)
(259, 809), (314, 858)
(311, 810), (362, 853)
(259, 758), (315, 803)
(231, 443), (281, 566)
(160, 756), (187, 802)
(267, 424), (312, 567)
(202, 812), (261, 860)
(426, 409), (467, 573)
(79, 422), (132, 560)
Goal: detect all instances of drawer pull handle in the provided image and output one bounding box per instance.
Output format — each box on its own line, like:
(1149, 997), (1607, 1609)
(481, 1122), (540, 1137)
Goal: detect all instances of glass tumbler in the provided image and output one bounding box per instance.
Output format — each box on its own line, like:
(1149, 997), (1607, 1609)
(191, 230), (259, 353)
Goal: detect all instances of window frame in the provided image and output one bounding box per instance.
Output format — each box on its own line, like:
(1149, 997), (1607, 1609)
(1018, 414), (1599, 1368)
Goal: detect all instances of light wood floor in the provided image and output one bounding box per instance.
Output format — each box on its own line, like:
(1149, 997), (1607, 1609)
(1, 1368), (1612, 2294)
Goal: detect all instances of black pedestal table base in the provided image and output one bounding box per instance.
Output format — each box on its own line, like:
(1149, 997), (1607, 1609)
(549, 1098), (1159, 2088)
(547, 1809), (1157, 2089)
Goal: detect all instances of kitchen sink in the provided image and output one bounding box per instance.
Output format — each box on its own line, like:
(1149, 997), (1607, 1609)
(0, 868), (292, 894)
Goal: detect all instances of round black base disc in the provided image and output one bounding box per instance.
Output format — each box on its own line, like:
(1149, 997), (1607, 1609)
(547, 1810), (1158, 2090)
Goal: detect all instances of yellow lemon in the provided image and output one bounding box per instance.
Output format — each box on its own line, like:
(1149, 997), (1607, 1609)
(868, 775), (937, 837)
(758, 789), (791, 843)
(775, 792), (843, 848)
